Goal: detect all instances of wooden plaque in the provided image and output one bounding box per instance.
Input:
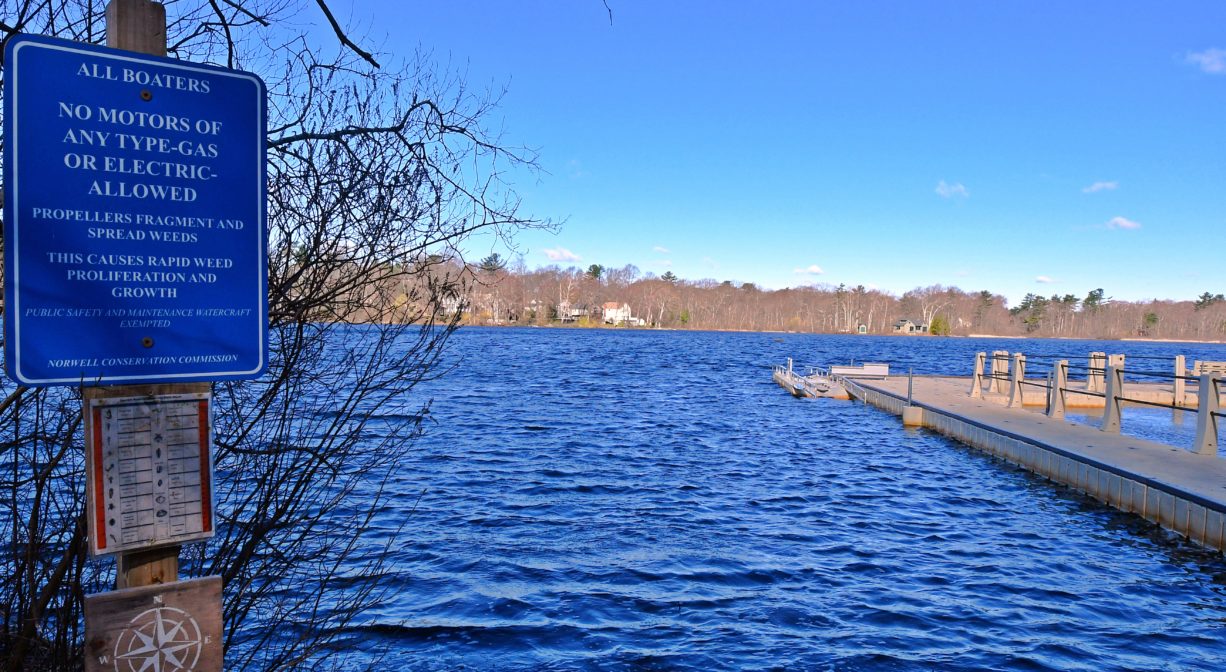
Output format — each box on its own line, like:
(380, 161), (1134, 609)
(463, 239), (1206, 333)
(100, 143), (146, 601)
(84, 576), (223, 672)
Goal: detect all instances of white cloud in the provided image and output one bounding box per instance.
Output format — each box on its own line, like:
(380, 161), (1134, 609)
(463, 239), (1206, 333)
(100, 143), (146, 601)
(1106, 216), (1141, 230)
(652, 245), (670, 253)
(1082, 180), (1118, 193)
(793, 264), (824, 275)
(935, 180), (969, 199)
(1035, 275), (1056, 284)
(543, 246), (581, 261)
(566, 159), (587, 179)
(1187, 48), (1226, 74)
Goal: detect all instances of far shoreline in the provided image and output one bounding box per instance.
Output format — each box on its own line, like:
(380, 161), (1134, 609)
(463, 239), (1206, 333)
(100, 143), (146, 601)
(451, 323), (1226, 346)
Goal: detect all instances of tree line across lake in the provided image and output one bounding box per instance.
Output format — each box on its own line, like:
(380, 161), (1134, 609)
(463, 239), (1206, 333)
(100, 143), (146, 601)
(450, 257), (1226, 342)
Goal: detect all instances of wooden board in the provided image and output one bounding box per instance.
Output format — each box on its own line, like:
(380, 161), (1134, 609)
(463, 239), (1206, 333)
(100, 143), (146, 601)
(84, 575), (223, 671)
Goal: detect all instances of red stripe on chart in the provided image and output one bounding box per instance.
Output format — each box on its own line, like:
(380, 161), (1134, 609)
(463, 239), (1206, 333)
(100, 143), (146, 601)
(198, 400), (212, 533)
(92, 408), (107, 550)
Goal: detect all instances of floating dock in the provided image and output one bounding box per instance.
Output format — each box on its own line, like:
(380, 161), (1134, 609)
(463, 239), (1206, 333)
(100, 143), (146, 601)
(777, 353), (1226, 553)
(771, 359), (850, 399)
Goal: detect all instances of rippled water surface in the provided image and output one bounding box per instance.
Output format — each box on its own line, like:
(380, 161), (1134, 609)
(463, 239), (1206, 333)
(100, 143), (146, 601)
(359, 329), (1226, 670)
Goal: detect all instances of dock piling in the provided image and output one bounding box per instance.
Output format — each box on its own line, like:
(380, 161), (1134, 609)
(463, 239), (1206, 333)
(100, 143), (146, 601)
(1089, 352), (1106, 392)
(902, 368), (924, 426)
(1102, 365), (1124, 433)
(969, 352), (986, 398)
(1174, 355), (1187, 408)
(1008, 353), (1026, 408)
(1048, 360), (1068, 419)
(992, 350), (1009, 394)
(1194, 375), (1220, 456)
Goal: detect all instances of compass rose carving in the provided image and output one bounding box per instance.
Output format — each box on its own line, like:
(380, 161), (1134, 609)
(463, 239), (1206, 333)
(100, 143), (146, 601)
(113, 605), (204, 671)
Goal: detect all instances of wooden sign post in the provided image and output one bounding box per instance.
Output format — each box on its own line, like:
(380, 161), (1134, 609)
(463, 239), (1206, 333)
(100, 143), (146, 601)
(81, 3), (227, 670)
(99, 0), (198, 592)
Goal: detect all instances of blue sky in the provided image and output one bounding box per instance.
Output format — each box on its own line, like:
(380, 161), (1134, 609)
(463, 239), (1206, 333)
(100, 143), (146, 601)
(354, 1), (1226, 306)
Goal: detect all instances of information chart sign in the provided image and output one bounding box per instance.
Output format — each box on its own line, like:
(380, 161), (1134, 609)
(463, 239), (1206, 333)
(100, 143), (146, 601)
(84, 576), (223, 672)
(84, 392), (215, 556)
(3, 34), (267, 386)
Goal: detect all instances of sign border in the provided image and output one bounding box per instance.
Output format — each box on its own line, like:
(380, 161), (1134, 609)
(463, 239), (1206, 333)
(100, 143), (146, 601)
(3, 33), (268, 386)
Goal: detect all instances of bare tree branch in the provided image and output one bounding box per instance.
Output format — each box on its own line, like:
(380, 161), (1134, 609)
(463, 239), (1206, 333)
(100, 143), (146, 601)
(313, 0), (379, 68)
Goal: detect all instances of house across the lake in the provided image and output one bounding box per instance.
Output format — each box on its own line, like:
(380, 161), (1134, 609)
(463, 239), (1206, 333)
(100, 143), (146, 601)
(892, 318), (928, 334)
(557, 302), (589, 323)
(603, 302), (644, 326)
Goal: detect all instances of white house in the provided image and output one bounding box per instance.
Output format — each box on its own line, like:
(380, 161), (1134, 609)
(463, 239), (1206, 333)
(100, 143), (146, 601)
(602, 302), (645, 326)
(602, 302), (632, 324)
(440, 295), (467, 317)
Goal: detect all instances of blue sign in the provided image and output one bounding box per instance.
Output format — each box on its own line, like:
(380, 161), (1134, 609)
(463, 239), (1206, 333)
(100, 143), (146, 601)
(4, 34), (267, 386)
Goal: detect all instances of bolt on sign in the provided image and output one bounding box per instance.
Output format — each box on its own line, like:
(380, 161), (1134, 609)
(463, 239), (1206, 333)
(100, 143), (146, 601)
(84, 392), (215, 556)
(84, 576), (222, 672)
(3, 33), (268, 386)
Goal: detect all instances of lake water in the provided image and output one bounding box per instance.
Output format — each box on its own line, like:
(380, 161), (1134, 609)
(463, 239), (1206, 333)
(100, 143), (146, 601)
(355, 329), (1226, 670)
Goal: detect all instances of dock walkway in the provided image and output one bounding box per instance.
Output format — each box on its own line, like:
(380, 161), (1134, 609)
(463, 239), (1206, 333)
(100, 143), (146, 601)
(840, 375), (1226, 553)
